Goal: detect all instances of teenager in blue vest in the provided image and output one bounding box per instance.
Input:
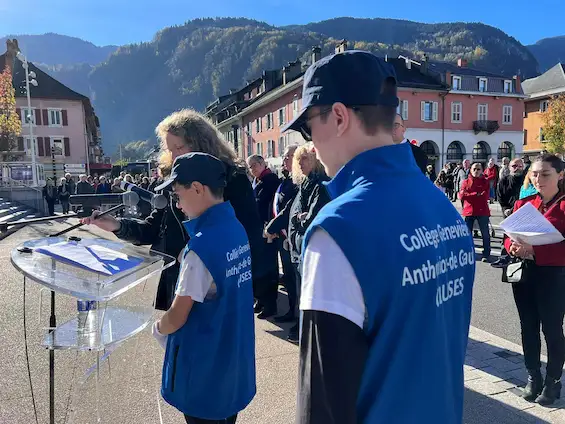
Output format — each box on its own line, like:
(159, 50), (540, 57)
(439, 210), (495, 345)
(151, 152), (256, 424)
(281, 50), (476, 423)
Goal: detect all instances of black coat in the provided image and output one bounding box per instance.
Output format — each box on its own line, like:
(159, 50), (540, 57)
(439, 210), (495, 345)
(115, 164), (267, 310)
(497, 173), (526, 212)
(253, 170), (281, 224)
(409, 142), (429, 174)
(287, 172), (330, 264)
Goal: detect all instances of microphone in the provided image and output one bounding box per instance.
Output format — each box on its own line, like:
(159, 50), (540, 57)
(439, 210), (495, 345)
(69, 192), (140, 208)
(119, 181), (168, 209)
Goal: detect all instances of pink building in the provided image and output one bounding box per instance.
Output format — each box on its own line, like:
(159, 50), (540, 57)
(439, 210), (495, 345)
(2, 39), (107, 183)
(207, 45), (526, 172)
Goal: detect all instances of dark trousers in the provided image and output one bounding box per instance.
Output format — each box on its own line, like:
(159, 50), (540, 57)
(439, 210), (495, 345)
(46, 200), (55, 216)
(184, 414), (237, 424)
(513, 276), (565, 379)
(277, 238), (297, 313)
(465, 216), (490, 257)
(253, 239), (279, 312)
(61, 200), (70, 214)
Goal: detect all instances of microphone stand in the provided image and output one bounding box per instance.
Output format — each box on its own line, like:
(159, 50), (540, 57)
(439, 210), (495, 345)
(6, 202), (128, 424)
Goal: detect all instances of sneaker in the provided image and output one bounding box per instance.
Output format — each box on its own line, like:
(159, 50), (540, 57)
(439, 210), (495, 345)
(491, 257), (511, 268)
(473, 231), (480, 238)
(481, 256), (493, 263)
(257, 308), (277, 320)
(287, 324), (299, 344)
(253, 302), (263, 314)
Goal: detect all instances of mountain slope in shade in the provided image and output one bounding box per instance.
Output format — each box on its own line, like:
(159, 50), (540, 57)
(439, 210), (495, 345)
(0, 33), (117, 66)
(287, 17), (540, 78)
(528, 36), (565, 72)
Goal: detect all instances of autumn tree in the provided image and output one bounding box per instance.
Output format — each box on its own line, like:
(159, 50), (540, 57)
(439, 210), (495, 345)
(0, 64), (21, 157)
(541, 94), (565, 155)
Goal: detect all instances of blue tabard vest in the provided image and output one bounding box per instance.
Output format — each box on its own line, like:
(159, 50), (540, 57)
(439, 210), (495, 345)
(161, 201), (256, 419)
(303, 143), (475, 423)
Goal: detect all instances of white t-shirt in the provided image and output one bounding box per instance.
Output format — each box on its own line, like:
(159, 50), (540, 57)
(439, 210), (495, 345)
(300, 228), (366, 329)
(175, 250), (216, 302)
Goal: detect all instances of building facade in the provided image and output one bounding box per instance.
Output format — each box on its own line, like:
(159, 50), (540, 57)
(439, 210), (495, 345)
(522, 63), (565, 155)
(2, 39), (108, 182)
(207, 45), (526, 172)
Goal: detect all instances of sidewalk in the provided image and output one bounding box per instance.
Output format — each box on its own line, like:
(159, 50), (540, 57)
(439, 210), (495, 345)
(0, 221), (564, 423)
(465, 326), (565, 423)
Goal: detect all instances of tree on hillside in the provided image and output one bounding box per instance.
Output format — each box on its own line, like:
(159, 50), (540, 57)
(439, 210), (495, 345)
(0, 64), (21, 159)
(541, 95), (565, 155)
(111, 140), (155, 162)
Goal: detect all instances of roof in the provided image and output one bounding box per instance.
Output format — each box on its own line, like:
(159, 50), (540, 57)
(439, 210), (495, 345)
(426, 61), (509, 79)
(522, 63), (565, 95)
(386, 58), (447, 90)
(1, 53), (88, 101)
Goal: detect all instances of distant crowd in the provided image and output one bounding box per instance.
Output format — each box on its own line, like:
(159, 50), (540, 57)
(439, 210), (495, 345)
(41, 171), (164, 216)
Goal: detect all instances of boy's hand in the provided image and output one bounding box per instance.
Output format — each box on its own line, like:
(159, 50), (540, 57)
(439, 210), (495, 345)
(152, 321), (168, 349)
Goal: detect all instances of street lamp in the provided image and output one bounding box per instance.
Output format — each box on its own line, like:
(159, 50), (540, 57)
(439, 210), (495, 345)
(16, 51), (38, 187)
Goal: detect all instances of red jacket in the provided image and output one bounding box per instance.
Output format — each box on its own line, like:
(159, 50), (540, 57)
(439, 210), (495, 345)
(459, 176), (490, 217)
(484, 165), (499, 184)
(504, 193), (565, 266)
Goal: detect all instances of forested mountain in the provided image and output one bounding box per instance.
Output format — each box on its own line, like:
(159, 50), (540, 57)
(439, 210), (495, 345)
(1, 33), (116, 66)
(5, 18), (544, 154)
(528, 36), (565, 73)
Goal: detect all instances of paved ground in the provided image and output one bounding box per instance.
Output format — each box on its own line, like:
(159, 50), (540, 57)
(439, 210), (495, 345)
(1, 208), (564, 423)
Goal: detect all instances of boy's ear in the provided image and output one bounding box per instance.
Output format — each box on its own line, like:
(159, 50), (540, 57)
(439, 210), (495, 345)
(192, 181), (204, 195)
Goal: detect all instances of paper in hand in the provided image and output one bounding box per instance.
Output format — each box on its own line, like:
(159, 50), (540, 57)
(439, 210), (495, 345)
(499, 202), (564, 246)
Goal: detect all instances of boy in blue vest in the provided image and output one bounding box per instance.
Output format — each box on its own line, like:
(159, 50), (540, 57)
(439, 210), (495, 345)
(151, 152), (256, 424)
(281, 51), (475, 423)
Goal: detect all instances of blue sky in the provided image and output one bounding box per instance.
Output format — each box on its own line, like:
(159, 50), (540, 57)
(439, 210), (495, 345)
(0, 0), (560, 46)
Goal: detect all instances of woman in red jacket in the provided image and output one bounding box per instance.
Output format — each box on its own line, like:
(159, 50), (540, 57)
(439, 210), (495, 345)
(506, 154), (565, 406)
(459, 162), (491, 261)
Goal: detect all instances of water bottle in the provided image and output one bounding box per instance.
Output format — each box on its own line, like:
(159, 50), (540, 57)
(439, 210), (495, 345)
(77, 299), (97, 329)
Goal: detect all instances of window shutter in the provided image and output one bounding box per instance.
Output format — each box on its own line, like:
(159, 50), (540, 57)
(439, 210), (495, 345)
(35, 109), (42, 125)
(44, 137), (51, 156)
(432, 102), (438, 122)
(420, 102), (425, 121)
(16, 108), (21, 120)
(64, 137), (70, 156)
(62, 110), (68, 126)
(402, 100), (409, 120)
(37, 137), (44, 156)
(42, 109), (49, 125)
(17, 137), (24, 151)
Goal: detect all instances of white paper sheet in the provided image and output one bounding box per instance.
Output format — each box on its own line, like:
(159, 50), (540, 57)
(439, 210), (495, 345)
(499, 202), (564, 246)
(35, 241), (143, 275)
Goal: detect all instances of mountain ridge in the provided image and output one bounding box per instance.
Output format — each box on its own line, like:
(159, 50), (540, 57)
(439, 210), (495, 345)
(4, 18), (560, 155)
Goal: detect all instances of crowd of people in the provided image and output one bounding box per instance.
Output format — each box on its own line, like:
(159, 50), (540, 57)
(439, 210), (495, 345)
(71, 48), (565, 423)
(41, 171), (161, 217)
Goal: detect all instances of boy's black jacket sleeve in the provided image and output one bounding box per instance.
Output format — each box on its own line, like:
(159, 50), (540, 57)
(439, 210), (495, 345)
(297, 310), (368, 424)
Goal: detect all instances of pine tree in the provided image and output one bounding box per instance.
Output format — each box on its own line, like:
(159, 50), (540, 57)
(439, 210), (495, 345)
(0, 64), (21, 156)
(541, 94), (565, 155)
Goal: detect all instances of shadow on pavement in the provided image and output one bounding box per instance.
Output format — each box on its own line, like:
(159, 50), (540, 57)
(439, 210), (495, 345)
(464, 388), (549, 423)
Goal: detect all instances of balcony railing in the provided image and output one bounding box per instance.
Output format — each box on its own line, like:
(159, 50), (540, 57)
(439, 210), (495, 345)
(473, 120), (500, 135)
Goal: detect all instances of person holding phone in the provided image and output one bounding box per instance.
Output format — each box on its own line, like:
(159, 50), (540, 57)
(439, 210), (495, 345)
(459, 162), (491, 262)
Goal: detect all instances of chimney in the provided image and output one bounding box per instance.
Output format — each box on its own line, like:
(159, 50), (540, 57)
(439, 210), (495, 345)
(513, 75), (521, 93)
(446, 71), (451, 87)
(335, 39), (348, 54)
(311, 46), (321, 64)
(421, 53), (429, 74)
(283, 59), (301, 85)
(5, 39), (19, 72)
(457, 58), (468, 68)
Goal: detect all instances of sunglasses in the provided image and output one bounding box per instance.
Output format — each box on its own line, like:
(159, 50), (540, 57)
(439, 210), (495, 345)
(297, 106), (359, 141)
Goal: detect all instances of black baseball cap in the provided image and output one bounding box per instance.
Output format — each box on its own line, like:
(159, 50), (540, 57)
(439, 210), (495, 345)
(155, 152), (227, 191)
(281, 50), (399, 137)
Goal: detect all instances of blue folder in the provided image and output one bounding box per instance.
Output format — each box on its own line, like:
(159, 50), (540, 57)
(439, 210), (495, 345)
(35, 241), (144, 276)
